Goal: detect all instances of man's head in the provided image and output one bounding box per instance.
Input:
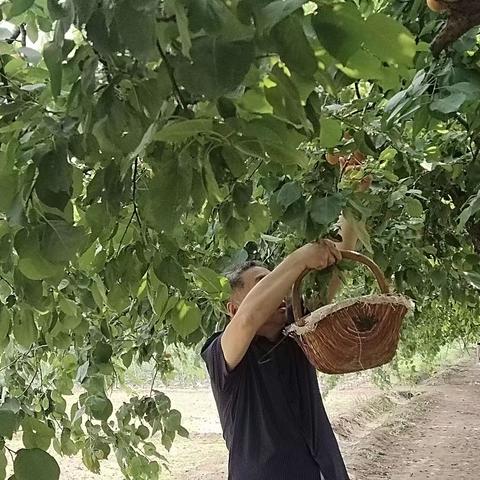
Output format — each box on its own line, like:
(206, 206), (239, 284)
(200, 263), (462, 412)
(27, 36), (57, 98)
(224, 261), (288, 338)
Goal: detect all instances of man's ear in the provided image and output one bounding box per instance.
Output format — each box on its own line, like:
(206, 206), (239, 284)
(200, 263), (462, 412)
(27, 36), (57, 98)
(226, 301), (238, 318)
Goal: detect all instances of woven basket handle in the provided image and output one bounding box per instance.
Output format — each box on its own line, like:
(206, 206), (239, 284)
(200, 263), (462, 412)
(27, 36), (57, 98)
(291, 249), (389, 327)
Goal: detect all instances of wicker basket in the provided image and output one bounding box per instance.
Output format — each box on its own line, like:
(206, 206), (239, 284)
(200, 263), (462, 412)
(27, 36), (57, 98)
(285, 250), (414, 375)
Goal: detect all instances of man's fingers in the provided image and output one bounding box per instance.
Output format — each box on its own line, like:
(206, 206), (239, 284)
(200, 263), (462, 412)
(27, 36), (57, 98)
(331, 247), (342, 263)
(324, 240), (342, 263)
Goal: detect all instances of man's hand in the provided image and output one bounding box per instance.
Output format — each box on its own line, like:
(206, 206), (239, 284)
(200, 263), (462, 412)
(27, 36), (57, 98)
(292, 240), (342, 271)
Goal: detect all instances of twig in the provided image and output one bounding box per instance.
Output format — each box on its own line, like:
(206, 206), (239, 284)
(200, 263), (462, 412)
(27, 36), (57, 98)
(116, 158), (142, 253)
(20, 24), (26, 47)
(157, 15), (175, 22)
(116, 212), (135, 254)
(156, 41), (186, 110)
(20, 367), (39, 397)
(0, 345), (48, 373)
(149, 365), (159, 396)
(454, 112), (469, 130)
(0, 274), (14, 290)
(354, 82), (361, 100)
(132, 157), (142, 229)
(5, 445), (17, 462)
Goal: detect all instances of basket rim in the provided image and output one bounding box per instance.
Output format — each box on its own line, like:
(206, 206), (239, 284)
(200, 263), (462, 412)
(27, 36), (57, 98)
(284, 293), (414, 336)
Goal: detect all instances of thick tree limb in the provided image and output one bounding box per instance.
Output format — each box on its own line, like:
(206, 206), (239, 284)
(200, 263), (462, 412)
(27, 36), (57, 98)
(431, 0), (480, 56)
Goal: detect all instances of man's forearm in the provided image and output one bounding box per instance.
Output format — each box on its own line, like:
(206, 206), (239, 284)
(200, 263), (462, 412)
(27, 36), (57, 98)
(221, 252), (306, 371)
(235, 252), (305, 332)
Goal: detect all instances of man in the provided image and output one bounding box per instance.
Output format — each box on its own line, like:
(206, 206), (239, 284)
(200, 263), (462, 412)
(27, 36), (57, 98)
(201, 238), (353, 480)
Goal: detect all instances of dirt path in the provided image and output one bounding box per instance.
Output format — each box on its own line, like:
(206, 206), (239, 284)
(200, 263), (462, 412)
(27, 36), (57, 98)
(348, 361), (480, 480)
(43, 358), (480, 479)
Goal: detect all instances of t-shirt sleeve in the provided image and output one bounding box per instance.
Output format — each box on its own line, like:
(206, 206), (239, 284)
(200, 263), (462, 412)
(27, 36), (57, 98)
(201, 333), (244, 392)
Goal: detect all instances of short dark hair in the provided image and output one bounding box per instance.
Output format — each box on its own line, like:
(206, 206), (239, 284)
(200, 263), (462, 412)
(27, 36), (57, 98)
(224, 260), (266, 291)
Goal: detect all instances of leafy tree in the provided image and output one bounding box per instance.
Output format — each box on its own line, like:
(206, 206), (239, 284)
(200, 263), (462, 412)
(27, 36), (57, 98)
(0, 0), (479, 478)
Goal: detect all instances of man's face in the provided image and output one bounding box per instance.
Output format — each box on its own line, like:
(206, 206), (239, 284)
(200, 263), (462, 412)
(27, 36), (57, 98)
(228, 266), (288, 338)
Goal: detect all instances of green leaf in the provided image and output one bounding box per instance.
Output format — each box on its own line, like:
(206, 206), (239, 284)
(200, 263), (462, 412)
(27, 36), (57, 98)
(153, 257), (186, 293)
(464, 272), (480, 290)
(176, 37), (254, 99)
(249, 203), (270, 234)
(171, 300), (201, 338)
(232, 182), (252, 209)
(265, 66), (310, 130)
(313, 3), (366, 63)
(203, 155), (224, 205)
(164, 409), (182, 432)
(58, 297), (78, 317)
(43, 42), (63, 97)
(136, 425), (150, 440)
(115, 0), (157, 60)
(155, 119), (213, 142)
(141, 154), (193, 233)
(186, 0), (254, 40)
(48, 0), (69, 19)
(39, 220), (87, 264)
(195, 267), (230, 298)
(152, 282), (169, 319)
(310, 194), (344, 225)
(0, 449), (6, 479)
(86, 395), (113, 421)
(86, 10), (122, 58)
(458, 191), (480, 232)
(271, 15), (317, 78)
(93, 341), (112, 364)
(14, 448), (60, 480)
(431, 93), (467, 114)
(8, 0), (35, 18)
(23, 417), (55, 450)
(35, 149), (72, 210)
(73, 0), (97, 24)
(405, 197), (424, 217)
(0, 308), (11, 341)
(170, 0), (191, 58)
(0, 169), (18, 214)
(277, 182), (302, 208)
(319, 118), (343, 148)
(256, 0), (307, 34)
(13, 310), (38, 347)
(0, 411), (18, 439)
(363, 14), (416, 67)
(18, 256), (63, 281)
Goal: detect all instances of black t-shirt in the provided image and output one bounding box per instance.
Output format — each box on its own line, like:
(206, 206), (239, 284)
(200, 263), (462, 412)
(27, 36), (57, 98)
(201, 331), (350, 480)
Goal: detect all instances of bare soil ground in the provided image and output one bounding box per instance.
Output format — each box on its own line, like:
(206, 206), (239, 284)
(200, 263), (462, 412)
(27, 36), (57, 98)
(42, 359), (480, 479)
(345, 360), (480, 480)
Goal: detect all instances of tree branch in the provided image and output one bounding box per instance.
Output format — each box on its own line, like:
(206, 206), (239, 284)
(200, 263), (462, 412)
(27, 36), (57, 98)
(20, 24), (26, 47)
(20, 367), (39, 397)
(431, 1), (480, 56)
(156, 41), (186, 110)
(149, 365), (159, 396)
(116, 157), (142, 253)
(0, 274), (14, 291)
(354, 82), (361, 100)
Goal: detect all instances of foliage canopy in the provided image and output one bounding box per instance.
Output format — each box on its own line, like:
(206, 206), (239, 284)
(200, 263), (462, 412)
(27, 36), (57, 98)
(0, 0), (479, 478)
